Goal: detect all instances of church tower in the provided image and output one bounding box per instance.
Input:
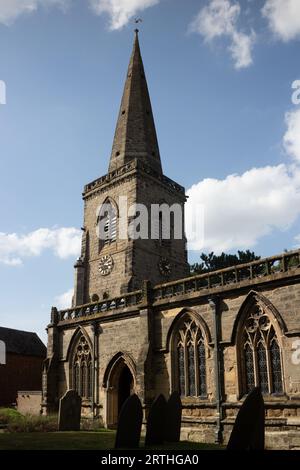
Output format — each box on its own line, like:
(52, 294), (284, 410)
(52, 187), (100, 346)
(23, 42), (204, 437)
(73, 31), (189, 305)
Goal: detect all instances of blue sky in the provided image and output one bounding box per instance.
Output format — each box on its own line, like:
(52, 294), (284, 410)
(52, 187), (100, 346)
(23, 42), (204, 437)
(1, 0), (300, 342)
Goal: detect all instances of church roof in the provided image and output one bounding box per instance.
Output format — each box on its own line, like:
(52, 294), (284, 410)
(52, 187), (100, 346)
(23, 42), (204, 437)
(0, 326), (46, 357)
(109, 30), (162, 174)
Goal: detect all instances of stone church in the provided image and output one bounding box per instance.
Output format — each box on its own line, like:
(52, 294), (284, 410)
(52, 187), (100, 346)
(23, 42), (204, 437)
(43, 31), (300, 449)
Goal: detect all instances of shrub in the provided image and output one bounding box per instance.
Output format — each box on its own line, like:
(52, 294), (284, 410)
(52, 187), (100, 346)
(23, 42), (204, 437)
(7, 414), (58, 433)
(0, 408), (23, 425)
(0, 408), (58, 432)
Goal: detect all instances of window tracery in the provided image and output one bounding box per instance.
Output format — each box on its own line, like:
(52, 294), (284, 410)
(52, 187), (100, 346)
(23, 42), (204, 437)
(241, 304), (283, 395)
(72, 335), (92, 399)
(175, 319), (207, 398)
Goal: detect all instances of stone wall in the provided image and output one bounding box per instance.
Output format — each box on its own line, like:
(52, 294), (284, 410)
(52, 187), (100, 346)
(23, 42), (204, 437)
(17, 391), (42, 415)
(44, 252), (300, 448)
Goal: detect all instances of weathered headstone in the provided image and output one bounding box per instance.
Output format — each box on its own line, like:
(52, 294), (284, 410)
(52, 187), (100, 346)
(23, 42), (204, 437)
(115, 393), (143, 449)
(58, 389), (82, 431)
(145, 394), (167, 446)
(164, 391), (182, 442)
(227, 387), (265, 450)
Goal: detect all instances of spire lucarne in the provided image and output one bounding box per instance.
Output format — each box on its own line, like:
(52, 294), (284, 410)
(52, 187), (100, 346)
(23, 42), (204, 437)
(108, 30), (162, 174)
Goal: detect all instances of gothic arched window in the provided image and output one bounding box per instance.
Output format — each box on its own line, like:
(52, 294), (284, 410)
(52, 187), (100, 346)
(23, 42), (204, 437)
(240, 304), (283, 395)
(72, 335), (93, 400)
(98, 200), (117, 250)
(175, 318), (207, 398)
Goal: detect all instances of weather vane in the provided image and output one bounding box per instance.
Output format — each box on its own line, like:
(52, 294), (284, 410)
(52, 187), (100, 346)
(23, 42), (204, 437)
(134, 17), (143, 33)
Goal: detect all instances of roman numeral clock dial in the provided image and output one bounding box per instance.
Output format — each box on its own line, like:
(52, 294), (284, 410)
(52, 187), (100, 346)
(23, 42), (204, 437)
(99, 255), (114, 276)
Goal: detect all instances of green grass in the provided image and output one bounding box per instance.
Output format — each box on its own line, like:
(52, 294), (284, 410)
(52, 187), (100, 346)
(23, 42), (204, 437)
(0, 409), (222, 450)
(0, 429), (221, 450)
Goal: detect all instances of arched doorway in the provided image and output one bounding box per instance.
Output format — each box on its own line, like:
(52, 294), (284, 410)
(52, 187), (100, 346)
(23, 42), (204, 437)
(105, 354), (135, 428)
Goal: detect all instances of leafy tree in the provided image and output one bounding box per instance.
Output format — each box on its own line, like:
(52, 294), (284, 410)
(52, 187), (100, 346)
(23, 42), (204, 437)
(190, 250), (260, 274)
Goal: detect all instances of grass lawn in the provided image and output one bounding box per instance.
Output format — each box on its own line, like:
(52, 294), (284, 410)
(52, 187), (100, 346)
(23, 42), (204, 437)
(0, 429), (221, 450)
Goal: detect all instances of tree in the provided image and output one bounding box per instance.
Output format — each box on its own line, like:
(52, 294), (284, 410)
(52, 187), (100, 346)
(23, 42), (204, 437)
(190, 250), (260, 275)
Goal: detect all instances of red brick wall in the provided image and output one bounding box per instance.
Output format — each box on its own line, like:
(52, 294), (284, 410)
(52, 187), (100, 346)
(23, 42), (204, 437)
(0, 353), (44, 406)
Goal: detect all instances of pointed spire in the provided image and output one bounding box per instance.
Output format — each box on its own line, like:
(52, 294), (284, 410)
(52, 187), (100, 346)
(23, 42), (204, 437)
(108, 30), (162, 174)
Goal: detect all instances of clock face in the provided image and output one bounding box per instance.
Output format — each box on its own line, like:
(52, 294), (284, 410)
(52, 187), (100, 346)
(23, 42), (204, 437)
(159, 257), (172, 276)
(99, 255), (114, 276)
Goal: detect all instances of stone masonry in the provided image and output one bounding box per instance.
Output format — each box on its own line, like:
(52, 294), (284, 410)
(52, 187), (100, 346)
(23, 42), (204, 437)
(42, 31), (300, 449)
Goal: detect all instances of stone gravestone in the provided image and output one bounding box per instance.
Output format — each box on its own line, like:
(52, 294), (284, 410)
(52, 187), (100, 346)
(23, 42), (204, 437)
(164, 391), (182, 442)
(227, 387), (265, 450)
(115, 393), (143, 449)
(145, 394), (167, 446)
(58, 389), (82, 431)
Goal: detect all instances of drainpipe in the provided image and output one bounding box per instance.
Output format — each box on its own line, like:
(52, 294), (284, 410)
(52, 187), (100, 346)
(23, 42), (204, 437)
(208, 295), (223, 444)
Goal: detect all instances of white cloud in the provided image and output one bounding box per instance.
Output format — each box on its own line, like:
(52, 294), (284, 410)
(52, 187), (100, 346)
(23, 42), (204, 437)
(189, 0), (255, 69)
(283, 109), (300, 163)
(186, 164), (300, 252)
(55, 288), (73, 309)
(262, 0), (300, 42)
(229, 30), (255, 70)
(295, 234), (300, 247)
(0, 227), (81, 266)
(89, 0), (160, 30)
(0, 0), (70, 25)
(186, 96), (300, 253)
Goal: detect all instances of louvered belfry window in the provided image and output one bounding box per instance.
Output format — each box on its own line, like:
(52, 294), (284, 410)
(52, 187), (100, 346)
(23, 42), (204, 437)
(98, 200), (117, 250)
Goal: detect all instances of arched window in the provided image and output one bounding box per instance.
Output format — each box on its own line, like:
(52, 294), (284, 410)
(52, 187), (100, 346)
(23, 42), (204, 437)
(175, 318), (207, 398)
(240, 304), (283, 395)
(98, 200), (117, 250)
(72, 335), (93, 400)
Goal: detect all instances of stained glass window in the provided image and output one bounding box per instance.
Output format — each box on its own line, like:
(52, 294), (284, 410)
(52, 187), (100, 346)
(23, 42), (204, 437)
(187, 344), (196, 396)
(270, 340), (283, 394)
(198, 341), (207, 397)
(241, 303), (284, 395)
(178, 345), (185, 396)
(257, 342), (268, 394)
(72, 336), (92, 399)
(74, 363), (80, 395)
(81, 362), (87, 397)
(244, 343), (255, 393)
(176, 319), (207, 398)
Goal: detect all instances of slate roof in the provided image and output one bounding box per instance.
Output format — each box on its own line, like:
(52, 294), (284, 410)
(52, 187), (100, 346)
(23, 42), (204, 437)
(0, 327), (46, 357)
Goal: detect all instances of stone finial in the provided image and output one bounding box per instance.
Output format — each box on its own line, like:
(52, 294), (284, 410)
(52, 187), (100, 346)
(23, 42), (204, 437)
(50, 307), (58, 325)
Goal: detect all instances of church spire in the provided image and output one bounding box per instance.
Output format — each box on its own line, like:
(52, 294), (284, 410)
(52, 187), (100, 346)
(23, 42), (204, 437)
(108, 30), (162, 174)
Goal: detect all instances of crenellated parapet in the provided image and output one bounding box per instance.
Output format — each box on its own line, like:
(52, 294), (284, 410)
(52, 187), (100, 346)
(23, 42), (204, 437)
(83, 158), (185, 200)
